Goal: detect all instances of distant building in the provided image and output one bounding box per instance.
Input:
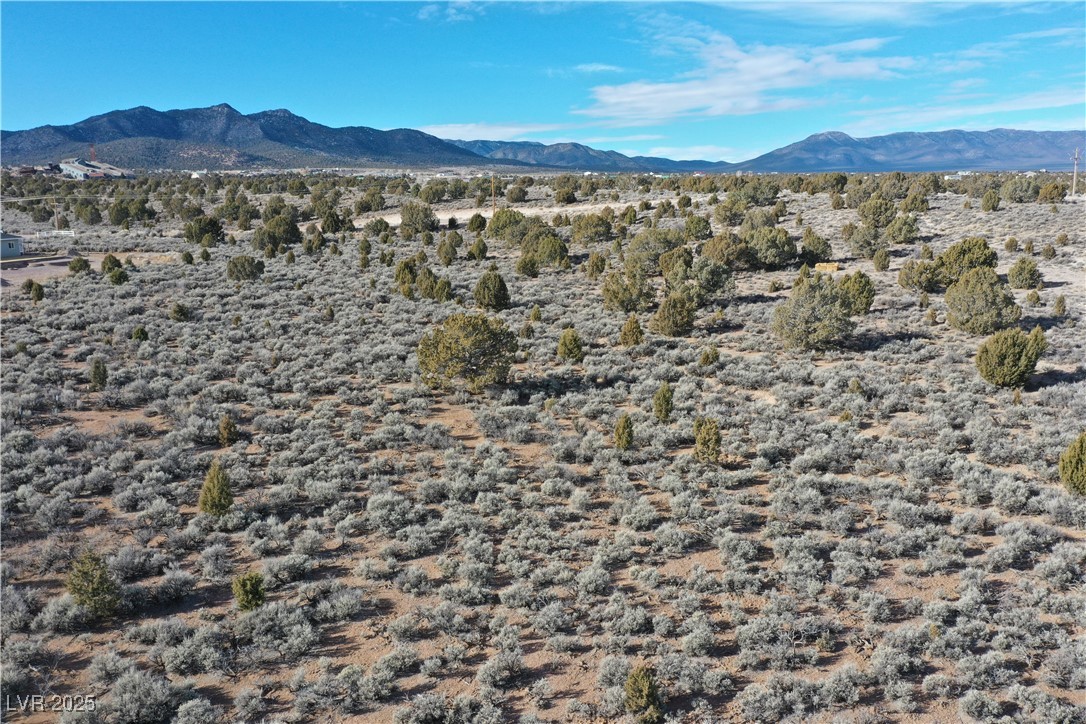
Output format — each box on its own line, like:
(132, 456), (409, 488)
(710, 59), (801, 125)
(1, 232), (25, 259)
(59, 158), (133, 180)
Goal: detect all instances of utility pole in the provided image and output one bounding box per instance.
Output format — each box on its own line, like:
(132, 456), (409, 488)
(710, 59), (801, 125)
(1071, 148), (1081, 199)
(491, 175), (496, 215)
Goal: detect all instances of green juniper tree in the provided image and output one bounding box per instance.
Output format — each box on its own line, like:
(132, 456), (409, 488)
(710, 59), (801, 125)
(620, 314), (644, 346)
(232, 572), (266, 611)
(694, 418), (721, 463)
(199, 459), (234, 517)
(1059, 432), (1086, 496)
(474, 265), (511, 311)
(67, 552), (119, 619)
(624, 666), (664, 724)
(417, 314), (517, 392)
(557, 327), (585, 363)
(653, 382), (673, 423)
(614, 414), (634, 451)
(975, 327), (1046, 388)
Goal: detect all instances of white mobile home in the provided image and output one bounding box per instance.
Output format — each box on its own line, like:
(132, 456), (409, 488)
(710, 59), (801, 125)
(1, 232), (25, 259)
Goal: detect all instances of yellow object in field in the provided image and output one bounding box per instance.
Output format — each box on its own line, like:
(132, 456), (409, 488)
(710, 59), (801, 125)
(815, 262), (840, 272)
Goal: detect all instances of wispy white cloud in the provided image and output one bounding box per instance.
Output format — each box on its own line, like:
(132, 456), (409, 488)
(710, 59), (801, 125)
(580, 134), (664, 143)
(418, 121), (569, 141)
(714, 0), (960, 26)
(1009, 26), (1083, 41)
(417, 2), (483, 23)
(575, 14), (913, 125)
(843, 87), (1085, 135)
(574, 63), (625, 73)
(643, 144), (755, 162)
(819, 37), (899, 53)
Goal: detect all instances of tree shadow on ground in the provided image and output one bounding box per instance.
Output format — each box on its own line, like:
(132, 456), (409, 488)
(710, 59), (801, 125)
(846, 329), (933, 352)
(1028, 366), (1086, 390)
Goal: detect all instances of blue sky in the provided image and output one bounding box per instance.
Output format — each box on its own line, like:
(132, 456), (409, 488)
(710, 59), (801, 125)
(2, 1), (1083, 162)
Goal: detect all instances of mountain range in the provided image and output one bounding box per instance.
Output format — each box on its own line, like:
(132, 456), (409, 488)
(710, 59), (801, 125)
(2, 104), (1082, 173)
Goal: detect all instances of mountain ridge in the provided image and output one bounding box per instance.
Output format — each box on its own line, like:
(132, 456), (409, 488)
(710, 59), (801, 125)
(2, 104), (1082, 172)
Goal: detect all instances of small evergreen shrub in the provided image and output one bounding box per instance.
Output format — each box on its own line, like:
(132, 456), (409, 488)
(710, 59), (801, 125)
(614, 414), (634, 451)
(1007, 257), (1042, 289)
(975, 327), (1046, 388)
(649, 292), (697, 337)
(800, 227), (831, 263)
(474, 265), (511, 311)
(198, 459), (233, 517)
(694, 418), (721, 463)
(619, 315), (644, 346)
(585, 252), (607, 280)
(232, 572), (266, 611)
(418, 314), (517, 392)
(771, 272), (855, 350)
(67, 552), (119, 619)
(653, 382), (673, 423)
(89, 358), (108, 391)
(169, 303), (191, 322)
(624, 666), (664, 724)
(226, 255), (265, 281)
(938, 236), (997, 286)
(218, 414), (239, 447)
(945, 267), (1021, 334)
(1058, 433), (1086, 496)
(838, 271), (875, 315)
(557, 328), (585, 363)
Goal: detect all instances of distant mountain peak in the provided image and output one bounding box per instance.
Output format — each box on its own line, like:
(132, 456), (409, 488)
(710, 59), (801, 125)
(2, 104), (1082, 172)
(808, 131), (855, 143)
(1, 104), (490, 169)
